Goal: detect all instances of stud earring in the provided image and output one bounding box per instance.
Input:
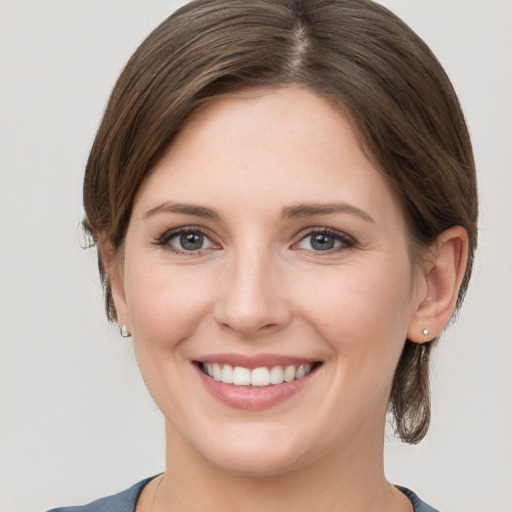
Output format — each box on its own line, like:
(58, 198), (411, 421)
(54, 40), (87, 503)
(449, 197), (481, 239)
(422, 329), (429, 343)
(121, 324), (131, 338)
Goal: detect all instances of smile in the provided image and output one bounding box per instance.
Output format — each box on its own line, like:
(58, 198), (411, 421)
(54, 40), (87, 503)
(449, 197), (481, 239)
(200, 362), (314, 386)
(195, 357), (323, 410)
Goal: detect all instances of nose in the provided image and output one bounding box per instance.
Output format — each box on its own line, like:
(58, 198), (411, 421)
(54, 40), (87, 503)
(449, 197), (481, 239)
(213, 246), (292, 339)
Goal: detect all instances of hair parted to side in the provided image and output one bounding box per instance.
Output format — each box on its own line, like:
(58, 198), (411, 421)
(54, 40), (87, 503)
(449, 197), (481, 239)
(83, 0), (478, 444)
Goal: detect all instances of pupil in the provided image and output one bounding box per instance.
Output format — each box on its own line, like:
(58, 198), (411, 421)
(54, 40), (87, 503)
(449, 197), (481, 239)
(311, 234), (334, 251)
(180, 232), (203, 250)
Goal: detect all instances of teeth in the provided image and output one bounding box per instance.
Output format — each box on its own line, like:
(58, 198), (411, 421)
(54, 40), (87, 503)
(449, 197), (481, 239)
(203, 363), (313, 386)
(269, 365), (284, 384)
(233, 366), (251, 385)
(221, 364), (234, 384)
(296, 365), (306, 379)
(212, 363), (222, 381)
(283, 365), (296, 382)
(251, 367), (270, 386)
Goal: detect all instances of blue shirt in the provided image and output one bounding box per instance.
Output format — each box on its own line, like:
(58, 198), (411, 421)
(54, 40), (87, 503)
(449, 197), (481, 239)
(47, 477), (439, 512)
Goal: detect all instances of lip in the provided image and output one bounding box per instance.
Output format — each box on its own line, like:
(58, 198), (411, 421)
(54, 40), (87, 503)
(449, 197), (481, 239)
(196, 353), (318, 369)
(193, 356), (322, 411)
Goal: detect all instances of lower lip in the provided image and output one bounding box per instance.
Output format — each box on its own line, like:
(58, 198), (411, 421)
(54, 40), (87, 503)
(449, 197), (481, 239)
(195, 364), (318, 411)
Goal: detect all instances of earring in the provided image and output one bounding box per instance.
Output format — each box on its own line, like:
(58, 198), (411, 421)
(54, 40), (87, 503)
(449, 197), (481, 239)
(121, 324), (131, 338)
(422, 329), (429, 343)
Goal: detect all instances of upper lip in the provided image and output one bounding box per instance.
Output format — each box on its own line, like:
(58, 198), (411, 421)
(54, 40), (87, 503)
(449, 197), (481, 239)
(194, 353), (321, 369)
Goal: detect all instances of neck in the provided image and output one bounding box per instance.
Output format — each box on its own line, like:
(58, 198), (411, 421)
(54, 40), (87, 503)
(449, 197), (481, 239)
(149, 421), (410, 512)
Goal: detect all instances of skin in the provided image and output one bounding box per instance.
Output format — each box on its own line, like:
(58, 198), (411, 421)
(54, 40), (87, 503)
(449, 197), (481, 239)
(105, 88), (468, 512)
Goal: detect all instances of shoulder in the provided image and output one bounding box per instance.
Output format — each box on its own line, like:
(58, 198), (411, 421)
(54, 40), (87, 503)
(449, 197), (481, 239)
(397, 486), (439, 512)
(46, 476), (156, 512)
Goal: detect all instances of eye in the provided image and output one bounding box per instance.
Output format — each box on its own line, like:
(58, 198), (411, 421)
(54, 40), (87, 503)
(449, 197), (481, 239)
(158, 228), (218, 253)
(293, 229), (354, 252)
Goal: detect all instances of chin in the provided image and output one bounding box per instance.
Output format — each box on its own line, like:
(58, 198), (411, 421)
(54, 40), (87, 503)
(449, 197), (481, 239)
(204, 442), (308, 477)
(191, 418), (330, 477)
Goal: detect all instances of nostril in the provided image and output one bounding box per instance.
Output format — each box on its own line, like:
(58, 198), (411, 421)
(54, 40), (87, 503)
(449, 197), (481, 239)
(260, 323), (279, 330)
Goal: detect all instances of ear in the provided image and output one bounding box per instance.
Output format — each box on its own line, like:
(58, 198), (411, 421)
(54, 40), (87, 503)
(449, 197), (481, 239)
(407, 226), (469, 344)
(100, 240), (131, 332)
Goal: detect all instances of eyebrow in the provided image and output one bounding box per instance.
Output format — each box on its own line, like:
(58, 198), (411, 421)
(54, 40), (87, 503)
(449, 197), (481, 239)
(282, 203), (375, 223)
(144, 201), (375, 224)
(144, 202), (222, 221)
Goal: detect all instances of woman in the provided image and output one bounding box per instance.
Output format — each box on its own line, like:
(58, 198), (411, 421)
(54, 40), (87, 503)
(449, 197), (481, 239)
(50, 0), (477, 510)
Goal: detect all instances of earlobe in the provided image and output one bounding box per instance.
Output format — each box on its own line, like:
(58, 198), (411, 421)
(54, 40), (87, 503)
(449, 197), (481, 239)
(100, 240), (131, 331)
(407, 226), (469, 344)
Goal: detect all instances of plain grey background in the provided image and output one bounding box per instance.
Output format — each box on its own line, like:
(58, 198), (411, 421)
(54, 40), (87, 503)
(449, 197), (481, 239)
(0, 1), (511, 511)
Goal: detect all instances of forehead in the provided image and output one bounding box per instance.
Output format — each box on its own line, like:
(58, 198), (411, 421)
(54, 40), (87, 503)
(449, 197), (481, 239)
(132, 87), (402, 227)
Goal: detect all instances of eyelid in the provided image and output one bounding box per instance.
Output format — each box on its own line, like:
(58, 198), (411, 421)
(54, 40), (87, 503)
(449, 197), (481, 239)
(153, 225), (355, 254)
(155, 225), (221, 253)
(291, 227), (356, 252)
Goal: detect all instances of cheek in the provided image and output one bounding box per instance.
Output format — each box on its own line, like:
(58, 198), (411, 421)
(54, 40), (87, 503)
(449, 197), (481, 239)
(122, 263), (217, 414)
(295, 262), (414, 427)
(297, 258), (413, 366)
(124, 262), (214, 348)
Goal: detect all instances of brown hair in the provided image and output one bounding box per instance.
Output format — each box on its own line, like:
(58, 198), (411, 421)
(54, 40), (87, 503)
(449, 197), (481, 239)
(83, 0), (478, 444)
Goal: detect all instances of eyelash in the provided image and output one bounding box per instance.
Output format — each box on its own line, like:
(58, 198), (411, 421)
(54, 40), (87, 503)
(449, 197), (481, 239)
(154, 226), (356, 255)
(155, 226), (218, 255)
(292, 228), (356, 253)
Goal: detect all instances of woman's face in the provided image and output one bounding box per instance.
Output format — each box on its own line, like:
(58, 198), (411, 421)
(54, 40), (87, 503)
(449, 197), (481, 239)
(113, 88), (427, 475)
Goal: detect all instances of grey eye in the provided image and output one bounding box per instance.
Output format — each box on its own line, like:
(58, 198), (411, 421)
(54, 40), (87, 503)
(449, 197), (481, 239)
(165, 230), (215, 252)
(309, 233), (337, 251)
(179, 232), (205, 251)
(297, 233), (342, 251)
(294, 230), (354, 253)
